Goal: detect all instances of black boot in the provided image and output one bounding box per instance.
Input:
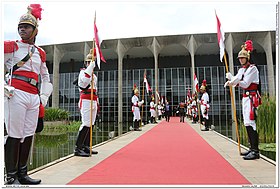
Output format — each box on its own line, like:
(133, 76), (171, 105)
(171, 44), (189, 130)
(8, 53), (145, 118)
(201, 118), (209, 131)
(240, 150), (251, 156)
(153, 117), (158, 124)
(74, 127), (90, 157)
(83, 129), (98, 155)
(18, 136), (41, 185)
(5, 137), (21, 185)
(134, 120), (141, 131)
(150, 117), (153, 124)
(243, 150), (260, 160)
(243, 126), (260, 160)
(241, 126), (254, 156)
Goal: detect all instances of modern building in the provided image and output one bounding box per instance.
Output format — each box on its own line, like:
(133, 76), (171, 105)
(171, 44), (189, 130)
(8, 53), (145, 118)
(42, 30), (276, 140)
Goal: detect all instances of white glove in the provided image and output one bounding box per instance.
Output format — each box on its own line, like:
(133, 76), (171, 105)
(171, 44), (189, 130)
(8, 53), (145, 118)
(40, 82), (53, 107)
(224, 81), (233, 88)
(84, 61), (95, 76)
(138, 100), (144, 106)
(226, 72), (233, 80)
(40, 94), (48, 107)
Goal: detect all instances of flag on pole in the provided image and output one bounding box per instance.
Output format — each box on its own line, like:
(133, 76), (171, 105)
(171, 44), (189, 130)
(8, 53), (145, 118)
(215, 11), (225, 62)
(143, 72), (152, 94)
(187, 89), (191, 101)
(194, 73), (199, 92)
(94, 12), (106, 69)
(156, 90), (160, 102)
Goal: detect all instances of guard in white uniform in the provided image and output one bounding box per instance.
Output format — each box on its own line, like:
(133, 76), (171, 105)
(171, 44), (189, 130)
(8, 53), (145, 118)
(191, 94), (198, 123)
(199, 85), (210, 131)
(4, 4), (52, 185)
(224, 40), (261, 160)
(149, 95), (157, 124)
(131, 86), (144, 131)
(74, 49), (99, 157)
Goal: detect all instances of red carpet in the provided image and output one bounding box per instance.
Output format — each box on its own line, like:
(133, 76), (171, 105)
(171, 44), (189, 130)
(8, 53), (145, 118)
(68, 117), (250, 185)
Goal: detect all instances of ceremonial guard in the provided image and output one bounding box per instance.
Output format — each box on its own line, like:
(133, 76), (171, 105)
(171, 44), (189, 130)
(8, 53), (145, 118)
(199, 85), (210, 131)
(74, 49), (98, 157)
(4, 4), (52, 185)
(157, 102), (163, 120)
(191, 94), (198, 124)
(224, 40), (261, 160)
(149, 95), (157, 123)
(131, 86), (144, 131)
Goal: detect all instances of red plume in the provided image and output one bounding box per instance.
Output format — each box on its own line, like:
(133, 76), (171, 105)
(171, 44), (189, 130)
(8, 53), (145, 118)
(29, 4), (43, 20)
(244, 40), (253, 52)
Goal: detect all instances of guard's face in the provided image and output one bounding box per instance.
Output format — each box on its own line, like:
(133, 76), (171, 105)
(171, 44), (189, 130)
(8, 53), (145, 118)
(18, 24), (34, 40)
(239, 57), (247, 65)
(85, 61), (91, 67)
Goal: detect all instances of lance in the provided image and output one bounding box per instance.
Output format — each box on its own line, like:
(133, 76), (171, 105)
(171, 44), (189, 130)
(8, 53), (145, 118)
(89, 13), (97, 156)
(223, 52), (241, 154)
(141, 70), (146, 128)
(196, 92), (202, 131)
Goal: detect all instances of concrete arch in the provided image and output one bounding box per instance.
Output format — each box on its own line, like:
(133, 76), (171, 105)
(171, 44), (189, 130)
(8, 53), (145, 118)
(123, 46), (154, 70)
(158, 44), (190, 68)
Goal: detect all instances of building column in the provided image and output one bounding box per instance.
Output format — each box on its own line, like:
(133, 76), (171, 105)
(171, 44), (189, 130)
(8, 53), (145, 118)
(52, 45), (64, 108)
(225, 33), (237, 141)
(84, 42), (91, 59)
(117, 40), (126, 136)
(263, 32), (275, 96)
(152, 37), (160, 105)
(187, 35), (198, 93)
(255, 31), (275, 96)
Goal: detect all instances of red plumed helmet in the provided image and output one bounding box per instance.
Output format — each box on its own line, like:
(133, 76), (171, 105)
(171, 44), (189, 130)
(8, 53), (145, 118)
(30, 4), (43, 20)
(19, 4), (43, 27)
(244, 40), (253, 52)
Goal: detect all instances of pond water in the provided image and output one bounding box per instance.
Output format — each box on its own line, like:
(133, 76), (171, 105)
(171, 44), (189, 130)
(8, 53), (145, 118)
(28, 122), (130, 171)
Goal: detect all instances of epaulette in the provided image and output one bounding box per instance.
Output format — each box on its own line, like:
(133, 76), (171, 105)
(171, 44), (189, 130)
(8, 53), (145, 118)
(35, 45), (46, 62)
(4, 41), (18, 53)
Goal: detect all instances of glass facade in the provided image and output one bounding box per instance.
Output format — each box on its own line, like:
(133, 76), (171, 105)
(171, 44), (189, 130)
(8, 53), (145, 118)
(53, 65), (273, 140)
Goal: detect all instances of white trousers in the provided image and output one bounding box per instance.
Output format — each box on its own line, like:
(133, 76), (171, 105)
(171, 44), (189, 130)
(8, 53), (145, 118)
(242, 97), (256, 130)
(133, 107), (141, 121)
(200, 105), (209, 120)
(150, 109), (156, 117)
(4, 89), (39, 141)
(79, 99), (97, 131)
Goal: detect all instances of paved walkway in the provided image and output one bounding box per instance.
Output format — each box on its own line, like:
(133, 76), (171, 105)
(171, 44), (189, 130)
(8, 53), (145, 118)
(28, 118), (276, 187)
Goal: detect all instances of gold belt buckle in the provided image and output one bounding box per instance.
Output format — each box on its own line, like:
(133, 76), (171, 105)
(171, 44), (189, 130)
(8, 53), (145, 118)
(30, 79), (37, 86)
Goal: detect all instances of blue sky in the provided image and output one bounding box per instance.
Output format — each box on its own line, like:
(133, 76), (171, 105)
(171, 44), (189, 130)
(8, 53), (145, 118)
(2, 1), (277, 45)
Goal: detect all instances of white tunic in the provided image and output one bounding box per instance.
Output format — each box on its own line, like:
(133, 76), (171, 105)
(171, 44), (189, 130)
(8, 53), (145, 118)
(229, 65), (259, 130)
(78, 68), (98, 130)
(4, 41), (51, 140)
(132, 95), (141, 121)
(150, 101), (156, 117)
(200, 92), (210, 119)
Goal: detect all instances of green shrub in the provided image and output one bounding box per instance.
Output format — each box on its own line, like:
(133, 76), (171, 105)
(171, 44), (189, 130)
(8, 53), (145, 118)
(44, 108), (70, 121)
(256, 95), (276, 143)
(239, 95), (276, 145)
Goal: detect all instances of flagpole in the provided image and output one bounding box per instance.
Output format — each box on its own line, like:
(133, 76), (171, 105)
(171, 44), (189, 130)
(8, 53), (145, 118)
(89, 13), (97, 156)
(196, 92), (202, 131)
(141, 71), (145, 128)
(223, 52), (241, 154)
